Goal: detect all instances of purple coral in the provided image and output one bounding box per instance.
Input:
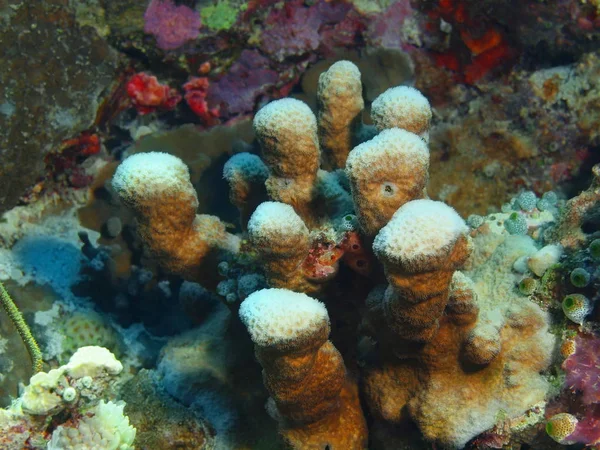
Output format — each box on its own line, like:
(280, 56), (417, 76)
(563, 334), (600, 405)
(366, 0), (417, 50)
(259, 1), (321, 61)
(206, 50), (278, 117)
(568, 405), (600, 446)
(259, 0), (354, 62)
(144, 0), (201, 51)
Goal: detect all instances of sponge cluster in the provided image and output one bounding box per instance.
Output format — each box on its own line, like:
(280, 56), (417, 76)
(239, 288), (329, 348)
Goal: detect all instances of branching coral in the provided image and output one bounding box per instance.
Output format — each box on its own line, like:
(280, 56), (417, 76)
(239, 288), (367, 449)
(112, 60), (558, 449)
(253, 98), (321, 227)
(317, 60), (364, 169)
(112, 152), (240, 284)
(346, 129), (430, 237)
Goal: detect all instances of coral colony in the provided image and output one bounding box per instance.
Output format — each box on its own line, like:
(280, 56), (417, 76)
(2, 1), (600, 449)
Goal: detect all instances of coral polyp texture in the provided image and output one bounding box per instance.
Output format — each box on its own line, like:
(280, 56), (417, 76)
(253, 98), (321, 227)
(0, 346), (135, 449)
(112, 151), (240, 283)
(370, 86), (432, 141)
(239, 288), (368, 449)
(346, 129), (430, 237)
(317, 60), (365, 169)
(110, 60), (576, 449)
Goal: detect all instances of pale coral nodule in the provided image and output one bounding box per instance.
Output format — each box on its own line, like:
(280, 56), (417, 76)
(370, 85), (432, 141)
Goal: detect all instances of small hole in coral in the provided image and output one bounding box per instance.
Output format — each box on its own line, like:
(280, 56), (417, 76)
(381, 182), (397, 197)
(356, 260), (366, 268)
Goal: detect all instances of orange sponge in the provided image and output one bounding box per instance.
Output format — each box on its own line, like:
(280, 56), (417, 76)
(253, 98), (321, 226)
(317, 61), (364, 169)
(345, 129), (430, 237)
(112, 152), (239, 282)
(239, 288), (368, 449)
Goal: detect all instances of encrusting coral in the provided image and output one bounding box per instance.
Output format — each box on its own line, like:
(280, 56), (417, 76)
(239, 288), (368, 449)
(0, 346), (135, 450)
(112, 60), (558, 448)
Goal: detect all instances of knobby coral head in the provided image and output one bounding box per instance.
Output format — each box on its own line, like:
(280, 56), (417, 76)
(144, 0), (202, 51)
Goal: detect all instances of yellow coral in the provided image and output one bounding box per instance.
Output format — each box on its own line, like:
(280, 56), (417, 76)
(546, 413), (578, 445)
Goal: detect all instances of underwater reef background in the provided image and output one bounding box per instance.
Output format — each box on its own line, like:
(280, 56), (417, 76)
(0, 0), (599, 449)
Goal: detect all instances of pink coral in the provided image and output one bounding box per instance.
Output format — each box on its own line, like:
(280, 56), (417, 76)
(259, 0), (354, 61)
(365, 0), (416, 50)
(126, 72), (182, 114)
(144, 0), (201, 51)
(183, 77), (220, 125)
(563, 334), (600, 405)
(205, 50), (278, 117)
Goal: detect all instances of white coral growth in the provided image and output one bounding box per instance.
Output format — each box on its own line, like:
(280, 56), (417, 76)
(47, 400), (136, 450)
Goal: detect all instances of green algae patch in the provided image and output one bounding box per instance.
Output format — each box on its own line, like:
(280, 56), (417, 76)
(201, 1), (244, 31)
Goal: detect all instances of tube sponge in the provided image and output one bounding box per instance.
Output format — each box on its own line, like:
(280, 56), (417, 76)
(317, 60), (364, 169)
(239, 288), (329, 350)
(346, 128), (430, 236)
(239, 288), (368, 449)
(253, 98), (321, 225)
(370, 86), (432, 140)
(373, 199), (468, 273)
(253, 98), (320, 179)
(222, 152), (269, 228)
(373, 200), (470, 343)
(248, 201), (309, 258)
(247, 202), (313, 292)
(112, 152), (196, 209)
(112, 152), (239, 282)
